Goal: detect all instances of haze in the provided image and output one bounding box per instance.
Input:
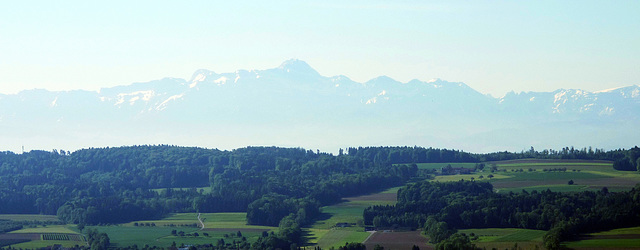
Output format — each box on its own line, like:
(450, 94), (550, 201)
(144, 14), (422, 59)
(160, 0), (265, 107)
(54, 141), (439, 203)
(1, 1), (639, 97)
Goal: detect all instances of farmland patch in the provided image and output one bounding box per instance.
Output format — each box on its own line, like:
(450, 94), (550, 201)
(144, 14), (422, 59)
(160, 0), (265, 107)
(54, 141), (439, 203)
(363, 230), (432, 250)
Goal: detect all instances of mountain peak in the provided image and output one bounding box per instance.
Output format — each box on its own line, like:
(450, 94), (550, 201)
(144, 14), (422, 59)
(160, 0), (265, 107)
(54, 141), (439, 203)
(277, 59), (319, 76)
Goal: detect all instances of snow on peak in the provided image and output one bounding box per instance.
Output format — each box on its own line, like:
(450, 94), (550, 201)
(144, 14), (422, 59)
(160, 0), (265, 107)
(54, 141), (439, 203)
(277, 59), (319, 75)
(214, 76), (229, 85)
(189, 69), (215, 88)
(156, 94), (184, 111)
(595, 86), (628, 93)
(115, 90), (155, 106)
(50, 97), (58, 107)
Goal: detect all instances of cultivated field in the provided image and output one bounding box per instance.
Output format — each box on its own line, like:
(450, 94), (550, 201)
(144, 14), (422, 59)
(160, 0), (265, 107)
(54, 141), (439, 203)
(430, 159), (640, 193)
(0, 214), (60, 222)
(458, 228), (546, 250)
(564, 226), (640, 249)
(363, 230), (432, 250)
(429, 159), (640, 249)
(488, 159), (640, 192)
(415, 162), (478, 170)
(304, 186), (423, 249)
(94, 213), (276, 248)
(1, 225), (85, 248)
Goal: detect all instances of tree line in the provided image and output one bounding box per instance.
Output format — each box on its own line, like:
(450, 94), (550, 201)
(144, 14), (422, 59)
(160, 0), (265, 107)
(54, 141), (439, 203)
(364, 180), (640, 249)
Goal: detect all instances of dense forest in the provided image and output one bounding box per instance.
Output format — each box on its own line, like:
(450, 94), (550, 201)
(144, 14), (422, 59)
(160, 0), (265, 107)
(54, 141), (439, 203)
(1, 145), (640, 249)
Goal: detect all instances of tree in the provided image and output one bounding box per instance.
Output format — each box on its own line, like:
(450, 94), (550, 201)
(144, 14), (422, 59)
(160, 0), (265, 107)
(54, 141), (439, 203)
(568, 180), (574, 185)
(435, 233), (476, 250)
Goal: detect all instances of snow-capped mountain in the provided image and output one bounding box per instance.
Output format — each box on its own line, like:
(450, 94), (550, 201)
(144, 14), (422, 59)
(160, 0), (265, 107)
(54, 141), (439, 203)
(1, 59), (639, 153)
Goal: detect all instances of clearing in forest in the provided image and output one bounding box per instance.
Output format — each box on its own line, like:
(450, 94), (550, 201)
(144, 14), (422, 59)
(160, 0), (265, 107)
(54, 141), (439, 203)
(91, 213), (275, 248)
(564, 226), (640, 249)
(304, 186), (430, 249)
(458, 228), (546, 250)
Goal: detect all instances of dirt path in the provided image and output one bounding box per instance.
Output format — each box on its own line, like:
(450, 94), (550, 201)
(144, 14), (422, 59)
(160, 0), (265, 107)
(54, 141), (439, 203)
(197, 213), (205, 230)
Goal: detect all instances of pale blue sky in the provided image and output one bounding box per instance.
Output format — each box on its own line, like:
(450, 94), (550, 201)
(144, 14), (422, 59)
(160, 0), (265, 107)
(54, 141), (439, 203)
(1, 0), (638, 96)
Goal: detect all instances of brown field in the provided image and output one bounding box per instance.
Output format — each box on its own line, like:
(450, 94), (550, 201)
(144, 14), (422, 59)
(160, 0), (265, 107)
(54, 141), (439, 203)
(486, 159), (613, 165)
(577, 234), (640, 240)
(363, 231), (432, 250)
(0, 214), (60, 222)
(202, 228), (269, 233)
(343, 192), (397, 202)
(492, 177), (640, 189)
(0, 233), (40, 240)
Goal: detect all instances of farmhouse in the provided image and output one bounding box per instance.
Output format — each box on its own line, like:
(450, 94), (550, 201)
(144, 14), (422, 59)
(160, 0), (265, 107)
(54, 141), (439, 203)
(441, 166), (474, 175)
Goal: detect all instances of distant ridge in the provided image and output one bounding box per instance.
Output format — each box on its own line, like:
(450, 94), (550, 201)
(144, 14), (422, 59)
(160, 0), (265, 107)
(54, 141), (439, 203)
(1, 60), (639, 153)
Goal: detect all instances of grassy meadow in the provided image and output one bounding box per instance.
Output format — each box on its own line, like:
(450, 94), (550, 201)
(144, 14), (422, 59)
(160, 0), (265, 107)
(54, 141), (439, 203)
(563, 226), (640, 249)
(458, 228), (546, 249)
(96, 213), (276, 248)
(427, 159), (640, 193)
(305, 186), (402, 249)
(0, 214), (60, 222)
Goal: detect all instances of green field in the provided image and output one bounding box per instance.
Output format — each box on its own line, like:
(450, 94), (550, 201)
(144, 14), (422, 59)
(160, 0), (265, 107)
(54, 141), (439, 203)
(305, 186), (400, 248)
(414, 162), (478, 170)
(0, 214), (60, 222)
(97, 213), (277, 247)
(11, 239), (86, 249)
(311, 229), (371, 249)
(477, 159), (640, 192)
(10, 225), (79, 234)
(433, 173), (510, 182)
(123, 213), (274, 230)
(91, 213), (275, 248)
(563, 226), (640, 249)
(87, 225), (264, 248)
(497, 184), (590, 193)
(459, 228), (546, 249)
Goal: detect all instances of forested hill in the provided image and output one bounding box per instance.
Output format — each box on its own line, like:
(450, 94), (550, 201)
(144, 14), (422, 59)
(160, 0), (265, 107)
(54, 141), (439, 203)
(0, 145), (639, 229)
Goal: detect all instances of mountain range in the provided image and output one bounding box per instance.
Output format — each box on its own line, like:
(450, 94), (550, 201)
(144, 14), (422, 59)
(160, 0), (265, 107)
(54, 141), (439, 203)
(1, 59), (639, 153)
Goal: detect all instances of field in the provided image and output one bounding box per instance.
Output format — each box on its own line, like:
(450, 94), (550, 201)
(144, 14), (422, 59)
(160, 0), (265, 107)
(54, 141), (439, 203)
(564, 226), (640, 249)
(429, 160), (640, 248)
(94, 213), (276, 248)
(2, 159), (638, 249)
(488, 159), (640, 192)
(1, 225), (86, 248)
(458, 228), (546, 249)
(305, 186), (421, 249)
(415, 162), (478, 170)
(430, 159), (640, 193)
(0, 214), (60, 222)
(122, 212), (272, 230)
(363, 230), (432, 250)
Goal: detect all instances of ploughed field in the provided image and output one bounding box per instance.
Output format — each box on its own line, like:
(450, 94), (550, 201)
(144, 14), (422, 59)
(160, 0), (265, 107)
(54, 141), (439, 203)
(0, 225), (86, 248)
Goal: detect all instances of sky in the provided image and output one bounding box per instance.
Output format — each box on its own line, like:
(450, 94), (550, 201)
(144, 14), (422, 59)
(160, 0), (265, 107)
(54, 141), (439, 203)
(1, 0), (639, 97)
